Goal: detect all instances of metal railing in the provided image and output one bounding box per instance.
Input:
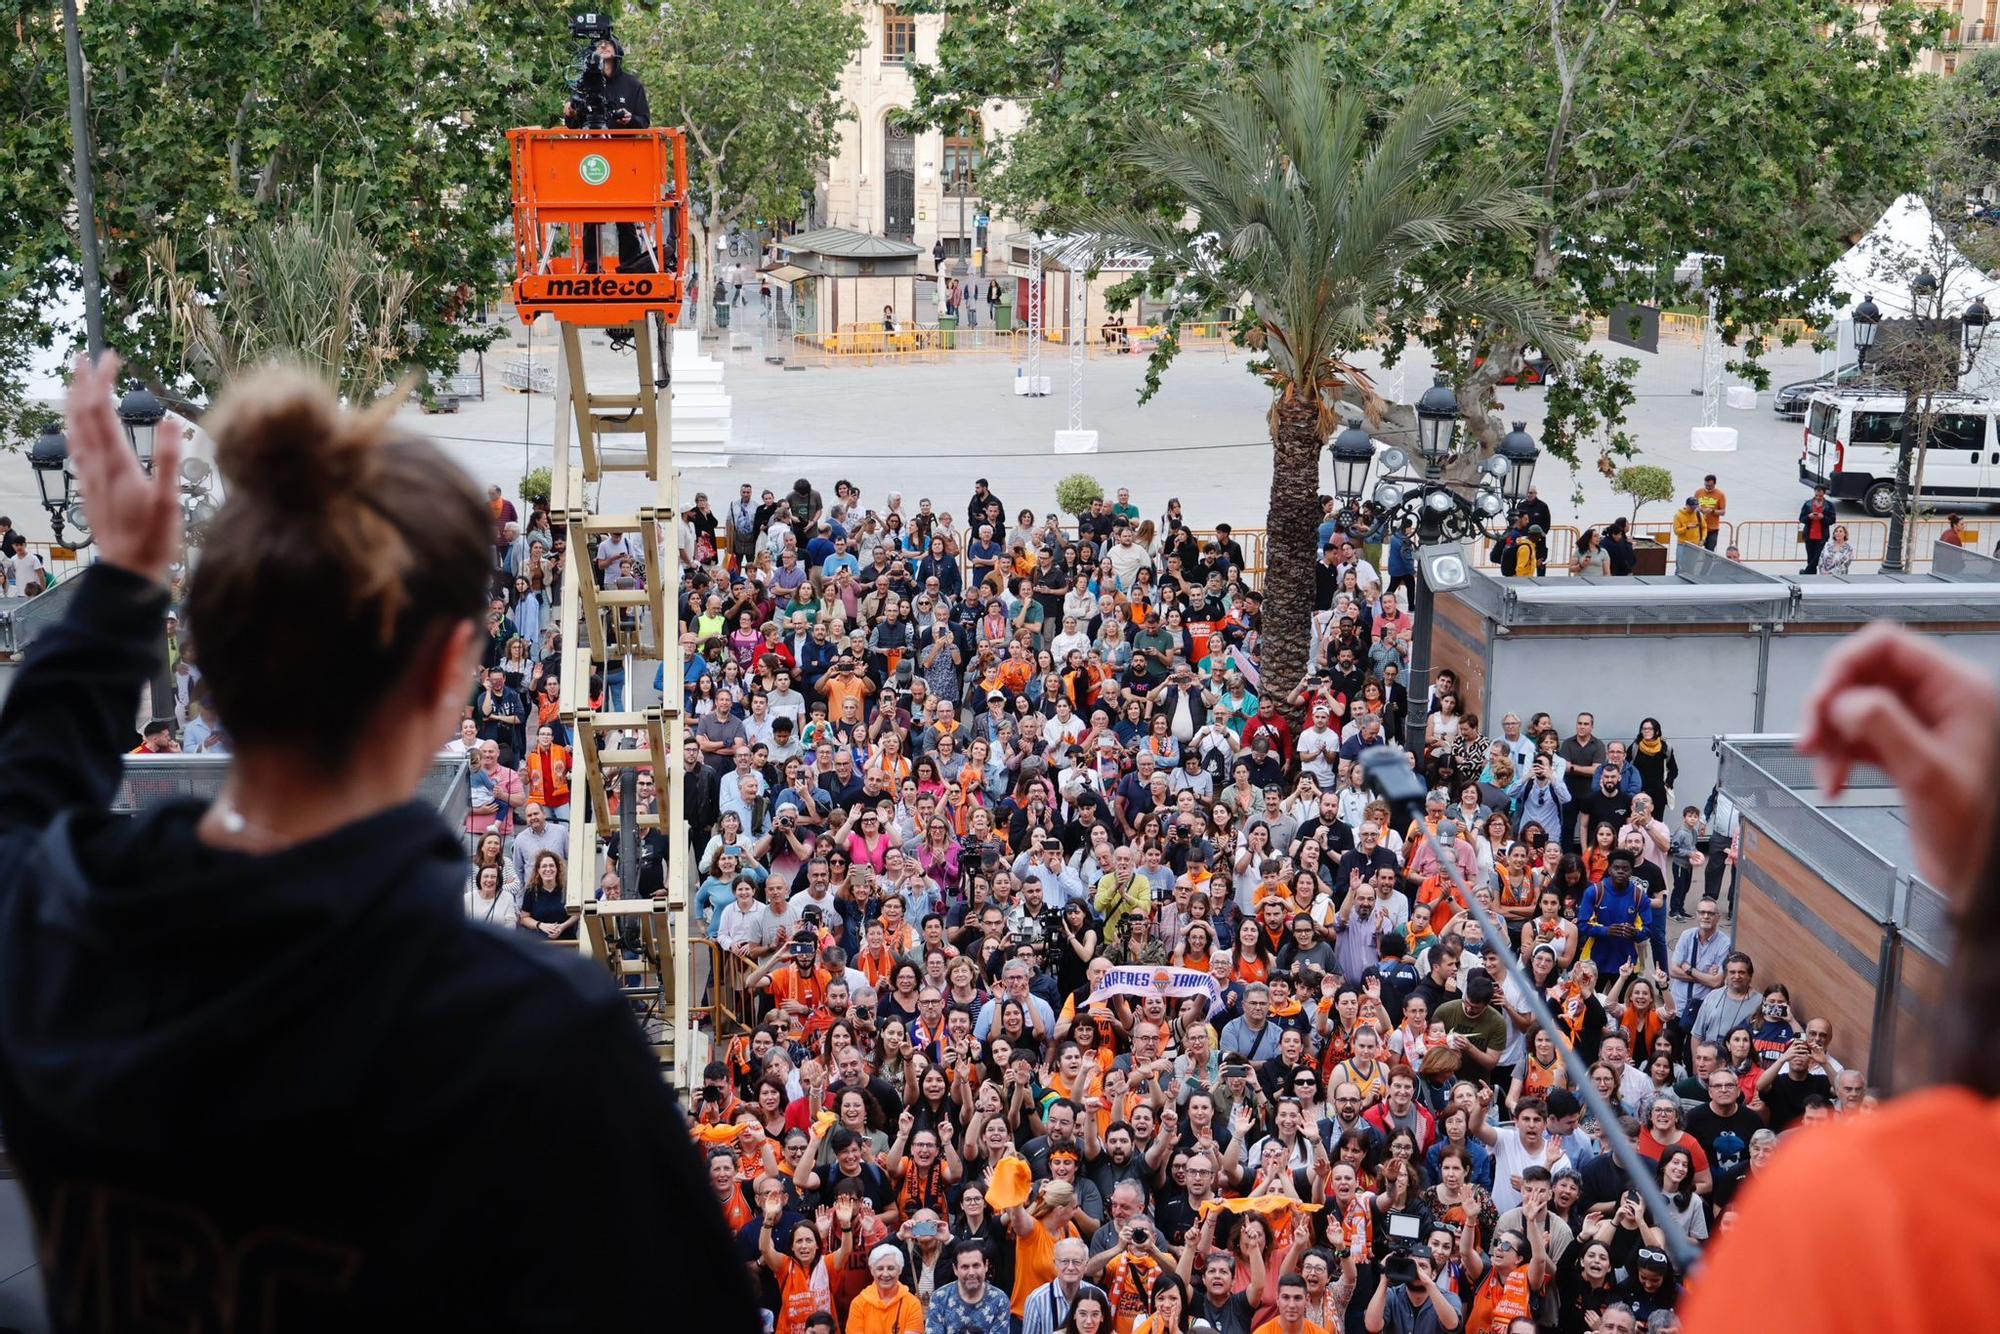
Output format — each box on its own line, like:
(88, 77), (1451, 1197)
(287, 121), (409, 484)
(117, 750), (472, 826)
(688, 936), (760, 1042)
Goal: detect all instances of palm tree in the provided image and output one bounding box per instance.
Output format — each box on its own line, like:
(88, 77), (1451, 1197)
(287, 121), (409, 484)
(146, 167), (420, 409)
(1069, 46), (1575, 700)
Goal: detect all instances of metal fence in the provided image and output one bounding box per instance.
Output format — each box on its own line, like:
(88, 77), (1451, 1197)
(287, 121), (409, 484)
(779, 321), (1236, 366)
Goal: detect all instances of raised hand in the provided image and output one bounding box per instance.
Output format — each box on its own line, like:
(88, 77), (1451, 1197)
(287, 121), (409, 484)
(65, 353), (184, 583)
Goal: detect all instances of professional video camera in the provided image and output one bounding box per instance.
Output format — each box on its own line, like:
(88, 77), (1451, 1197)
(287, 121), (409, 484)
(567, 12), (617, 130)
(1377, 1210), (1426, 1286)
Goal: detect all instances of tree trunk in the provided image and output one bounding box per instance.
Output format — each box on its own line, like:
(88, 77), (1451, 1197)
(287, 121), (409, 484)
(1262, 394), (1324, 721)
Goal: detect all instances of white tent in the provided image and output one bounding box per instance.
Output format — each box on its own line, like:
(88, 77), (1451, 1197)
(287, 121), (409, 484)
(1823, 193), (1992, 320)
(1819, 195), (1997, 389)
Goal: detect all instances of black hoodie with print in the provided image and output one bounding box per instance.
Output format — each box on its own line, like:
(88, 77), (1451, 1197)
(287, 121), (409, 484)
(0, 565), (757, 1331)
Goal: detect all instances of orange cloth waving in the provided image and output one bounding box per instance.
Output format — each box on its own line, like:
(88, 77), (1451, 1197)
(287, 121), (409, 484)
(694, 1123), (748, 1147)
(987, 1155), (1034, 1211)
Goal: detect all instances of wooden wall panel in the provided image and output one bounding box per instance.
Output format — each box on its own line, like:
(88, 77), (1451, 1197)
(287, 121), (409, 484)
(1733, 822), (1883, 1076)
(1432, 592), (1492, 728)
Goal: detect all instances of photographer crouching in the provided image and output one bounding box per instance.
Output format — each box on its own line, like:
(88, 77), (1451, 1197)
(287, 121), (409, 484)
(561, 16), (655, 275)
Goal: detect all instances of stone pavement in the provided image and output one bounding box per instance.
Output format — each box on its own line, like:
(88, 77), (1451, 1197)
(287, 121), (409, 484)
(0, 316), (1883, 544)
(404, 316), (1846, 540)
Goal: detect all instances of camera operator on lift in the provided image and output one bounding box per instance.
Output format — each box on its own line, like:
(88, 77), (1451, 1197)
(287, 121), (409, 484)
(563, 28), (656, 275)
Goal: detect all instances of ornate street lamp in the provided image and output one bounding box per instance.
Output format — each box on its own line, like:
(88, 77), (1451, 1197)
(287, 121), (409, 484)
(117, 385), (166, 471)
(1413, 375), (1460, 467)
(1964, 295), (1991, 360)
(1851, 295), (1881, 374)
(1328, 425), (1375, 511)
(1360, 381), (1539, 752)
(1495, 421), (1541, 503)
(29, 426), (87, 549)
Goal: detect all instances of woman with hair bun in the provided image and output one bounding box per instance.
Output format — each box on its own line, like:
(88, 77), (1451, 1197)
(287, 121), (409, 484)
(0, 356), (759, 1330)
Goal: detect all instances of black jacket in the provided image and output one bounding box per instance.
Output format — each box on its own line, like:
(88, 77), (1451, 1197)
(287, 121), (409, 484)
(563, 64), (651, 129)
(0, 566), (758, 1332)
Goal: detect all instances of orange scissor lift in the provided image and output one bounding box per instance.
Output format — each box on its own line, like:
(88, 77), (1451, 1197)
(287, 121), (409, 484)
(508, 126), (695, 1080)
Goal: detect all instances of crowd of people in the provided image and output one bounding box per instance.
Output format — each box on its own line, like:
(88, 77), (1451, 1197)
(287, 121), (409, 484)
(441, 467), (1884, 1334)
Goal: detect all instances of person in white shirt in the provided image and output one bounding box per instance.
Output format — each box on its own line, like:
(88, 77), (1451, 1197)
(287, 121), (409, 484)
(1495, 714), (1537, 774)
(445, 718), (480, 757)
(715, 878), (774, 956)
(8, 547), (46, 597)
(1050, 616), (1090, 665)
(1107, 530), (1148, 589)
(1476, 1097), (1572, 1215)
(1296, 703), (1341, 787)
(1044, 697), (1087, 765)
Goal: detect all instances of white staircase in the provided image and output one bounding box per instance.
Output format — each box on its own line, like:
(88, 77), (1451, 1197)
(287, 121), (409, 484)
(671, 330), (734, 465)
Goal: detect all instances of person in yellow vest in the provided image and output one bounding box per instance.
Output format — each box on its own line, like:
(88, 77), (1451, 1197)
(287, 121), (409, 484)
(1514, 527), (1543, 577)
(1671, 497), (1706, 547)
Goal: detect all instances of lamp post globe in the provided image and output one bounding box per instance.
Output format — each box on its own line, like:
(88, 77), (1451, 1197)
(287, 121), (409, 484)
(1851, 295), (1881, 370)
(29, 427), (71, 513)
(117, 385), (167, 471)
(1495, 421), (1541, 503)
(1328, 425), (1375, 509)
(1413, 375), (1460, 467)
(1964, 296), (1991, 359)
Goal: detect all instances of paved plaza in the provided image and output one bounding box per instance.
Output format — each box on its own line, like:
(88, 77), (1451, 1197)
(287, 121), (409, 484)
(2, 319), (1860, 543)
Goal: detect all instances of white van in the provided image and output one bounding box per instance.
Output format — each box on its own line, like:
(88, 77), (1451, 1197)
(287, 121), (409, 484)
(1798, 389), (2000, 514)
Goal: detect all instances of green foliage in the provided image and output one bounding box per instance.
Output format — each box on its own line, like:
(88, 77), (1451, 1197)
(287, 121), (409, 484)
(1611, 464), (1676, 521)
(0, 0), (575, 432)
(624, 0), (861, 259)
(908, 0), (1331, 227)
(1069, 47), (1574, 426)
(148, 170), (417, 405)
(1067, 45), (1571, 695)
(1053, 473), (1103, 516)
(520, 465), (553, 508)
(1542, 352), (1640, 479)
(914, 0), (1947, 471)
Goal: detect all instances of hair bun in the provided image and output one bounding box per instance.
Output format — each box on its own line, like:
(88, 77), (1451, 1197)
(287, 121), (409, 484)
(205, 365), (376, 512)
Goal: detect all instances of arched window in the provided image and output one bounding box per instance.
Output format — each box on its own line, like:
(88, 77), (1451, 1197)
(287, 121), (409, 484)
(943, 112), (983, 196)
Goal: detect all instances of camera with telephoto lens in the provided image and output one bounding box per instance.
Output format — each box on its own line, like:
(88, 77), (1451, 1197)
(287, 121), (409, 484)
(1378, 1210), (1425, 1285)
(566, 13), (617, 130)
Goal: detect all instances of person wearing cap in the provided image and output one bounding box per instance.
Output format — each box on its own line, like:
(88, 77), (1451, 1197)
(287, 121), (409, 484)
(1577, 848), (1664, 981)
(1670, 497), (1706, 548)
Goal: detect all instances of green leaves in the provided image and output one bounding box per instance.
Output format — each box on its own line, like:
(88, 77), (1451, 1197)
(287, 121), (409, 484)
(915, 0), (1949, 469)
(0, 0), (574, 426)
(623, 0), (861, 245)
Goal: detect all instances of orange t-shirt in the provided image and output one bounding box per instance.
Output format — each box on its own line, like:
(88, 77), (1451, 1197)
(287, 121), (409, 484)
(1252, 1319), (1329, 1334)
(1011, 1218), (1078, 1316)
(823, 675), (871, 720)
(772, 1255), (830, 1334)
(847, 1283), (925, 1334)
(1683, 1086), (2000, 1334)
